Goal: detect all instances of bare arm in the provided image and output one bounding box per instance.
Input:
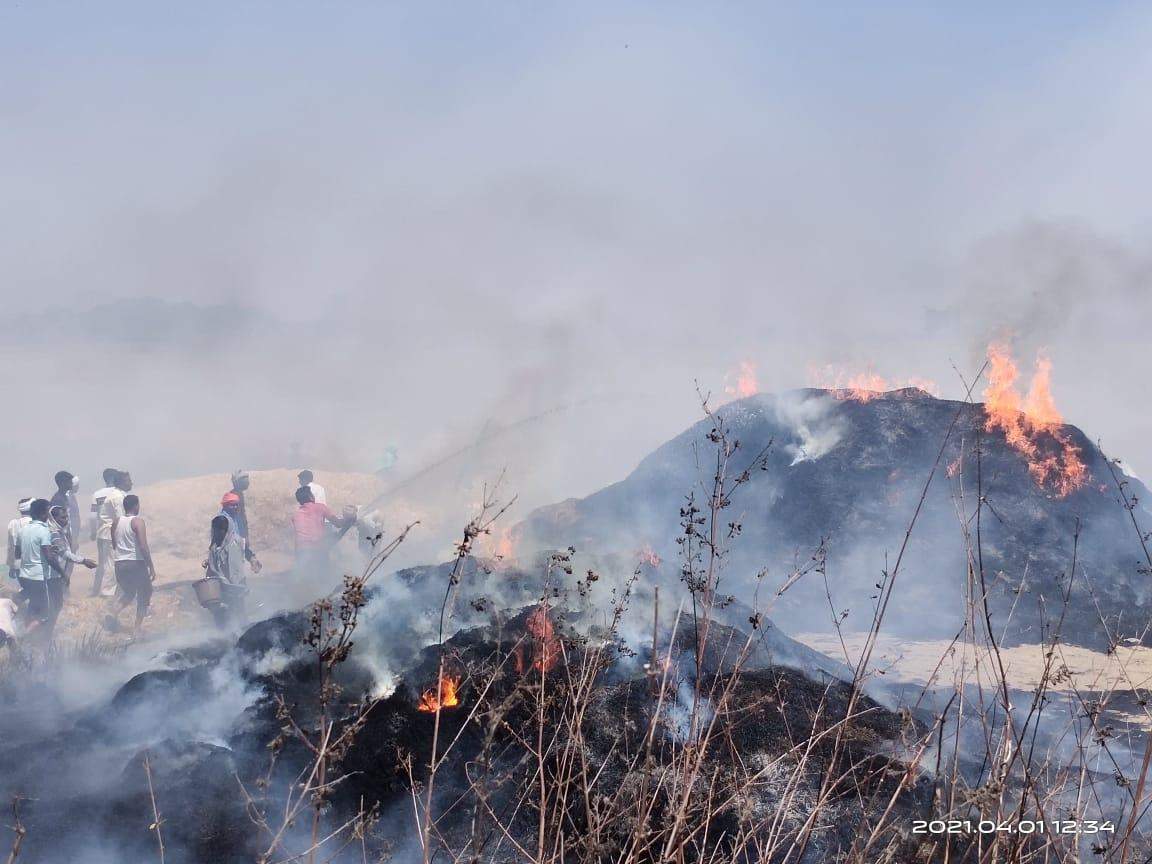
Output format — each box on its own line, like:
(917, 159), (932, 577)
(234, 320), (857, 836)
(134, 518), (155, 580)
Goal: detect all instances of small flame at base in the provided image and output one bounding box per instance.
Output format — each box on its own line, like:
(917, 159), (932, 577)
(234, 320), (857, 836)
(417, 675), (461, 712)
(637, 544), (662, 568)
(515, 604), (562, 675)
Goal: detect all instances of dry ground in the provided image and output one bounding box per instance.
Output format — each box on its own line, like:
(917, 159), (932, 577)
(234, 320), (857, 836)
(794, 630), (1152, 725)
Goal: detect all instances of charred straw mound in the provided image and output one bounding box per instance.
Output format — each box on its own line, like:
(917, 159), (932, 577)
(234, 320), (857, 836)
(230, 607), (934, 863)
(518, 388), (1152, 650)
(0, 594), (932, 863)
(401, 624), (928, 861)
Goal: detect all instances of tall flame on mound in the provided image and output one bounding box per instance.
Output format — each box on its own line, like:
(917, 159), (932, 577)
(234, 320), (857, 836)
(982, 344), (1087, 496)
(721, 361), (759, 402)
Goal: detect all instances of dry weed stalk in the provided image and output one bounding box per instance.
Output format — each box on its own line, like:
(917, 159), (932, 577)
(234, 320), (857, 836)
(4, 797), (25, 864)
(142, 750), (165, 864)
(238, 522), (416, 864)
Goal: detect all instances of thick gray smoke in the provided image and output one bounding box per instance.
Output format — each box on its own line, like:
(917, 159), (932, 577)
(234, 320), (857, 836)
(3, 4), (1152, 518)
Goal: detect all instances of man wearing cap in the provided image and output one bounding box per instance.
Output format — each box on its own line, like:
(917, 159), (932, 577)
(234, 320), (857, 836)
(220, 492), (261, 574)
(228, 470), (251, 543)
(6, 499), (32, 582)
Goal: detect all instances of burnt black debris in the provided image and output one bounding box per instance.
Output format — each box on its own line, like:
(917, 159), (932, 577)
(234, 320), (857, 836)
(0, 597), (922, 863)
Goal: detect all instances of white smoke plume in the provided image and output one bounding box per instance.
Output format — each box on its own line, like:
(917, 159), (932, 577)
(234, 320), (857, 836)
(770, 391), (845, 465)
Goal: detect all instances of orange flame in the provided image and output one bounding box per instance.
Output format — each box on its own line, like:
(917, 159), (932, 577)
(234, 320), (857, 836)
(722, 361), (759, 402)
(491, 526), (517, 561)
(810, 365), (938, 402)
(637, 544), (662, 567)
(982, 344), (1087, 496)
(417, 674), (461, 712)
(515, 604), (561, 675)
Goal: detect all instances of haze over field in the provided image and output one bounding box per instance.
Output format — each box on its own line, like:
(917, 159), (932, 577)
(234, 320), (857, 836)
(2, 2), (1149, 518)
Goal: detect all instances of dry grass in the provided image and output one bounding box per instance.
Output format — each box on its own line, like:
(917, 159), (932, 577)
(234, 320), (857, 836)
(795, 631), (1152, 702)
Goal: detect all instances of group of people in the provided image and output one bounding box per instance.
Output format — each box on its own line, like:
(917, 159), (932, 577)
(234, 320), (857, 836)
(199, 469), (372, 629)
(3, 468), (156, 647)
(0, 465), (381, 649)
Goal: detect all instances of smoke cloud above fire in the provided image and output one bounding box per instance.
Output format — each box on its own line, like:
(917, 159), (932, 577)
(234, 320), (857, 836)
(2, 2), (1150, 524)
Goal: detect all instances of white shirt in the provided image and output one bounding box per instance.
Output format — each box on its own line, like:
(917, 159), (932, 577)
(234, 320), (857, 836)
(91, 486), (117, 540)
(113, 515), (142, 561)
(98, 488), (126, 542)
(66, 491), (81, 548)
(18, 520), (55, 581)
(307, 482), (327, 505)
(6, 515), (30, 570)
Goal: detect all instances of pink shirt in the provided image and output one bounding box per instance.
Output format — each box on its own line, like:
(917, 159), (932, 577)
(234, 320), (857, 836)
(293, 502), (335, 548)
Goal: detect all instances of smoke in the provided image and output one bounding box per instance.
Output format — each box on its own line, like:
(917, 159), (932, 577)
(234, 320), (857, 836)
(2, 4), (1152, 523)
(770, 391), (845, 465)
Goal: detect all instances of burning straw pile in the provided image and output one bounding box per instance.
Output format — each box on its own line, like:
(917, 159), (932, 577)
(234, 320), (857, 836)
(222, 391), (1146, 864)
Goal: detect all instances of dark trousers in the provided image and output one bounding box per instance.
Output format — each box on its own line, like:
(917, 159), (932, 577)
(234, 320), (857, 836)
(114, 560), (152, 622)
(17, 576), (64, 625)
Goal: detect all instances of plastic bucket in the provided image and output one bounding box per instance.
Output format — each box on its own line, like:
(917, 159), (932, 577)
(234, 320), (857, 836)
(194, 577), (223, 606)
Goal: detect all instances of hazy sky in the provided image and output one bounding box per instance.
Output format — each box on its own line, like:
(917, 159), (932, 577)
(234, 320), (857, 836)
(2, 2), (1149, 510)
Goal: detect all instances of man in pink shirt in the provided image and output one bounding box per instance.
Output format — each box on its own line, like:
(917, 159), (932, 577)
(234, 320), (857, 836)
(291, 486), (353, 577)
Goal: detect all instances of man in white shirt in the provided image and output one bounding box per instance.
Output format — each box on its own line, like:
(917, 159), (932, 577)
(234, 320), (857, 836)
(106, 494), (155, 633)
(6, 498), (32, 581)
(298, 469), (326, 505)
(91, 468), (127, 597)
